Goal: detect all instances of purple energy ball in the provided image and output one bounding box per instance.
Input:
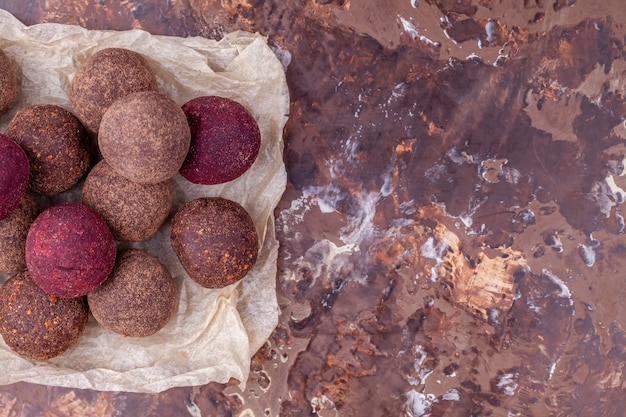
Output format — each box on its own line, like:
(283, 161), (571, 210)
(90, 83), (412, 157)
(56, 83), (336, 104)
(0, 133), (29, 221)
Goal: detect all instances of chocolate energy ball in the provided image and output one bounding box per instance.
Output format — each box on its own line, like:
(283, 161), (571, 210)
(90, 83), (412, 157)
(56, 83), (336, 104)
(0, 194), (40, 273)
(170, 197), (259, 289)
(0, 133), (29, 221)
(5, 104), (91, 196)
(69, 48), (158, 133)
(0, 271), (89, 361)
(99, 91), (191, 184)
(88, 249), (176, 337)
(0, 48), (16, 115)
(82, 160), (172, 242)
(180, 96), (261, 185)
(25, 203), (117, 298)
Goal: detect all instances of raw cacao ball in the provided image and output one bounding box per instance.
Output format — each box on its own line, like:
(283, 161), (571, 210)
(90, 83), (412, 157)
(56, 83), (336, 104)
(0, 194), (40, 273)
(0, 48), (16, 114)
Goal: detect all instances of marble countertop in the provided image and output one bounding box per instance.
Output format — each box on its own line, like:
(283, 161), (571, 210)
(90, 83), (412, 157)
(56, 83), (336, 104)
(0, 0), (625, 416)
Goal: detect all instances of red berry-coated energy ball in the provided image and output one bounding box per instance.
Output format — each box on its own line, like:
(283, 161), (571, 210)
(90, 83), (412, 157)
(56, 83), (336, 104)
(25, 204), (117, 298)
(0, 133), (29, 221)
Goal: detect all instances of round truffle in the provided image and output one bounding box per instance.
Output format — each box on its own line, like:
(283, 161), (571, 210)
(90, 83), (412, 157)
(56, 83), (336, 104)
(25, 203), (117, 298)
(99, 91), (191, 184)
(0, 133), (29, 220)
(170, 197), (259, 289)
(82, 160), (172, 242)
(0, 194), (40, 273)
(88, 249), (177, 337)
(180, 96), (261, 185)
(5, 104), (91, 196)
(0, 271), (89, 361)
(69, 48), (158, 133)
(0, 48), (16, 115)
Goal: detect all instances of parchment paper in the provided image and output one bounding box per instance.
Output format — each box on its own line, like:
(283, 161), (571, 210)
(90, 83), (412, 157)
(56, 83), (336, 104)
(0, 9), (289, 393)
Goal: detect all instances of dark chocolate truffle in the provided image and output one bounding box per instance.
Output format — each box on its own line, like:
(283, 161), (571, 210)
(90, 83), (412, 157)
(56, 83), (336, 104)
(170, 197), (259, 289)
(82, 160), (172, 242)
(5, 104), (91, 196)
(0, 194), (40, 273)
(0, 271), (89, 361)
(25, 203), (117, 298)
(0, 48), (16, 115)
(0, 133), (29, 220)
(88, 249), (176, 337)
(180, 96), (261, 185)
(69, 48), (158, 133)
(98, 91), (191, 184)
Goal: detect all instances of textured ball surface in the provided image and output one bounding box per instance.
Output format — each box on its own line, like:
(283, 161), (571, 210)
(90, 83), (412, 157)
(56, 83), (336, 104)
(88, 249), (177, 337)
(0, 133), (29, 221)
(99, 91), (191, 184)
(69, 48), (158, 133)
(0, 194), (40, 273)
(0, 48), (16, 114)
(180, 96), (261, 185)
(82, 160), (172, 242)
(0, 271), (89, 361)
(5, 104), (91, 195)
(25, 204), (117, 298)
(170, 197), (259, 289)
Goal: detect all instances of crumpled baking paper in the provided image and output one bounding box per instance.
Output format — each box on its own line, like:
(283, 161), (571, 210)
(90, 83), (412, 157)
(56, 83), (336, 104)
(0, 9), (289, 393)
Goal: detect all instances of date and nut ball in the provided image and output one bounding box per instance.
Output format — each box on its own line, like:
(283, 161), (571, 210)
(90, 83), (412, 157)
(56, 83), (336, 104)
(170, 197), (259, 289)
(5, 104), (92, 196)
(0, 133), (29, 221)
(88, 249), (177, 337)
(0, 48), (16, 115)
(25, 203), (117, 298)
(180, 96), (261, 185)
(69, 48), (158, 134)
(98, 91), (191, 184)
(0, 194), (40, 273)
(0, 271), (89, 361)
(82, 159), (172, 242)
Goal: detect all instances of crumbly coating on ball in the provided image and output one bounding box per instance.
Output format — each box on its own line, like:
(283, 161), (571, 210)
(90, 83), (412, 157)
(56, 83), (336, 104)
(5, 104), (92, 196)
(0, 271), (89, 361)
(82, 160), (172, 242)
(88, 249), (177, 337)
(98, 91), (191, 184)
(0, 49), (16, 115)
(0, 194), (40, 273)
(69, 48), (158, 133)
(25, 203), (117, 298)
(0, 133), (29, 221)
(170, 197), (259, 289)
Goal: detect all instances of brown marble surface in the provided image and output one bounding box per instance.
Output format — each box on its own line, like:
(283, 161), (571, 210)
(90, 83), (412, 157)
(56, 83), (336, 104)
(1, 0), (626, 416)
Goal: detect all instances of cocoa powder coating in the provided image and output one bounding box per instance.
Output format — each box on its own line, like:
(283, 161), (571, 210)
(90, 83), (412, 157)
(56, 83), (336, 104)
(25, 203), (117, 298)
(82, 159), (172, 242)
(0, 48), (16, 115)
(170, 197), (259, 289)
(5, 104), (92, 196)
(0, 271), (89, 361)
(69, 48), (158, 133)
(0, 194), (40, 273)
(0, 132), (29, 220)
(88, 249), (177, 337)
(98, 91), (191, 184)
(180, 96), (261, 185)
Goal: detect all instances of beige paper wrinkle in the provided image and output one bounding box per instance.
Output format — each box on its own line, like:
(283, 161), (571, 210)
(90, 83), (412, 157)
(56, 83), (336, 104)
(0, 9), (288, 393)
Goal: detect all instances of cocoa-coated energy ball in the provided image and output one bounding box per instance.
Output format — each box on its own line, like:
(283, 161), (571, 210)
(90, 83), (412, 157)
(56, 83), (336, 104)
(0, 271), (89, 361)
(170, 197), (259, 289)
(82, 160), (172, 242)
(5, 104), (91, 195)
(98, 91), (191, 184)
(0, 194), (40, 273)
(180, 96), (261, 185)
(88, 249), (177, 337)
(69, 48), (158, 133)
(0, 48), (16, 115)
(25, 203), (117, 298)
(0, 133), (29, 221)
